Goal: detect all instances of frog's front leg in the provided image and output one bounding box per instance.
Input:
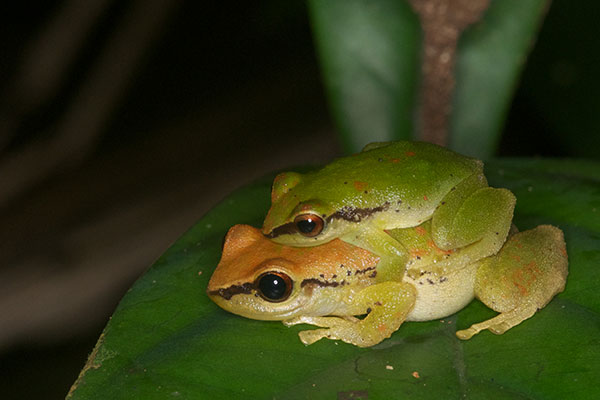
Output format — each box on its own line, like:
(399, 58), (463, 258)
(456, 225), (568, 340)
(342, 225), (409, 280)
(429, 173), (515, 275)
(283, 281), (416, 347)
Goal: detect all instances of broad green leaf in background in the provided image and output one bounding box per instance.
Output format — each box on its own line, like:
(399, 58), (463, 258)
(449, 0), (549, 158)
(308, 0), (421, 153)
(68, 159), (600, 399)
(309, 0), (551, 158)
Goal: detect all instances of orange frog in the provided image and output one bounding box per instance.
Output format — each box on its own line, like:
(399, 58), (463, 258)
(208, 223), (567, 347)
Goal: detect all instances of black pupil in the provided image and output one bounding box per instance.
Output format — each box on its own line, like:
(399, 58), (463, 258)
(259, 274), (287, 300)
(297, 218), (316, 234)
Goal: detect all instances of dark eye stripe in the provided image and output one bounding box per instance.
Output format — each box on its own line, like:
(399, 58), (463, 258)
(264, 222), (297, 239)
(208, 282), (254, 300)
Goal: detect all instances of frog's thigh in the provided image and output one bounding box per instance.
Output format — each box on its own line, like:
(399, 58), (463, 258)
(289, 282), (416, 348)
(432, 175), (515, 253)
(456, 225), (568, 340)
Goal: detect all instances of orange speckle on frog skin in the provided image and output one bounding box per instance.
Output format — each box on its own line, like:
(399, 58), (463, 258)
(425, 239), (454, 255)
(414, 226), (427, 236)
(436, 248), (453, 256)
(524, 261), (541, 280)
(423, 195), (429, 201)
(511, 266), (540, 296)
(405, 151), (416, 157)
(301, 204), (312, 211)
(526, 260), (539, 270)
(353, 181), (369, 192)
(391, 158), (400, 163)
(271, 174), (286, 192)
(514, 281), (529, 296)
(410, 248), (428, 259)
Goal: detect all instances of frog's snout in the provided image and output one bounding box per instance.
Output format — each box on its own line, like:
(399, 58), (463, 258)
(220, 224), (264, 258)
(209, 224), (299, 297)
(208, 225), (261, 293)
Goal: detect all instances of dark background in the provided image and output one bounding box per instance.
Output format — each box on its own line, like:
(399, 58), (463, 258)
(0, 1), (597, 398)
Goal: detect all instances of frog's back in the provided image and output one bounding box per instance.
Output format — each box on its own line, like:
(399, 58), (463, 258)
(336, 141), (479, 174)
(304, 141), (482, 212)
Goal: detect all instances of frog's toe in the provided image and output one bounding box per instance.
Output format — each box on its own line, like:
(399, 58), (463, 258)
(298, 328), (331, 345)
(284, 316), (345, 328)
(488, 321), (512, 335)
(297, 319), (362, 346)
(455, 306), (536, 340)
(455, 318), (499, 340)
(282, 316), (305, 327)
(455, 327), (477, 340)
(299, 324), (374, 347)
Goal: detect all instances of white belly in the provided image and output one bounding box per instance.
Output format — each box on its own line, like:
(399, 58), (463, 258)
(404, 261), (478, 321)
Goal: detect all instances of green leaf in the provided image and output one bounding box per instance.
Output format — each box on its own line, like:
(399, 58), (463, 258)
(308, 0), (421, 153)
(68, 159), (600, 399)
(449, 0), (549, 158)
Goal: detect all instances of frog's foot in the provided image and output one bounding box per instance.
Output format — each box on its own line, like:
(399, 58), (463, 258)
(294, 317), (361, 346)
(456, 225), (568, 340)
(456, 306), (537, 340)
(282, 315), (359, 327)
(285, 282), (416, 347)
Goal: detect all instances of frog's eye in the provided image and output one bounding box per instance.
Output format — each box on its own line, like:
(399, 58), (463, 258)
(256, 272), (293, 302)
(293, 214), (324, 237)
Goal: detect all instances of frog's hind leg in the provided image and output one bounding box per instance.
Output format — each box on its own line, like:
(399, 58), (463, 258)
(426, 173), (516, 279)
(456, 225), (568, 340)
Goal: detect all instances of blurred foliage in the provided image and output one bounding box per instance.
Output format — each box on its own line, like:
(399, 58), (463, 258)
(449, 0), (548, 158)
(309, 0), (599, 158)
(308, 0), (420, 153)
(502, 1), (600, 159)
(310, 0), (551, 157)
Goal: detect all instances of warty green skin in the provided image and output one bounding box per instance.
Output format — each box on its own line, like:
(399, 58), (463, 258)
(262, 141), (512, 281)
(263, 141), (482, 241)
